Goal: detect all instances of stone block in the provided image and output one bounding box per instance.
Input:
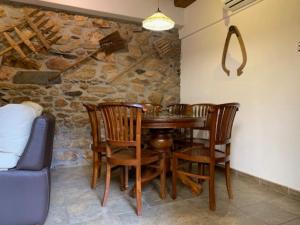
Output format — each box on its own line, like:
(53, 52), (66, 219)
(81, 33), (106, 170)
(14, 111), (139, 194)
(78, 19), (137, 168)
(13, 71), (61, 85)
(64, 91), (83, 97)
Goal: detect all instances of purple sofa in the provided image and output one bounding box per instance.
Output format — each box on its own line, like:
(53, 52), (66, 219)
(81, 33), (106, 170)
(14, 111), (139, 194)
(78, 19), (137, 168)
(0, 113), (55, 225)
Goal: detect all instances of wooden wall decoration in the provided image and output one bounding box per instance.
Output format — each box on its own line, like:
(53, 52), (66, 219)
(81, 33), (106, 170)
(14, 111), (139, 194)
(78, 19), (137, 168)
(221, 25), (247, 76)
(109, 38), (175, 83)
(0, 9), (61, 69)
(48, 31), (126, 82)
(174, 0), (196, 8)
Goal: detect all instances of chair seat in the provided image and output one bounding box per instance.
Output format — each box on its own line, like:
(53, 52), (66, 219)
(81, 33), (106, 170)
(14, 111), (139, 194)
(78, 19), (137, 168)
(109, 149), (160, 166)
(174, 147), (228, 163)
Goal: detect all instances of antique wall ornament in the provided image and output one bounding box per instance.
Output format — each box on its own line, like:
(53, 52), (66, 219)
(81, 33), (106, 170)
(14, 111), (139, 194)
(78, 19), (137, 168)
(222, 25), (247, 76)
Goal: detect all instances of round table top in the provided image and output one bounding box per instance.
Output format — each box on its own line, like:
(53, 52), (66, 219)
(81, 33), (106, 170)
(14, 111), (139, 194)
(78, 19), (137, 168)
(142, 112), (205, 129)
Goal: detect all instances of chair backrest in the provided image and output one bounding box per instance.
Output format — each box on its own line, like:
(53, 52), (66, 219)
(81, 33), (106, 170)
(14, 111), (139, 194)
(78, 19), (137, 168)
(208, 103), (240, 146)
(167, 104), (190, 115)
(141, 103), (162, 115)
(190, 104), (216, 128)
(98, 103), (145, 158)
(83, 103), (102, 149)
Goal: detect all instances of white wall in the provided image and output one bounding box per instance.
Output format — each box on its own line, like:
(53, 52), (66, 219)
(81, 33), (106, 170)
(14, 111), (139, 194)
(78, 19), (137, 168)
(11, 0), (184, 26)
(180, 0), (300, 191)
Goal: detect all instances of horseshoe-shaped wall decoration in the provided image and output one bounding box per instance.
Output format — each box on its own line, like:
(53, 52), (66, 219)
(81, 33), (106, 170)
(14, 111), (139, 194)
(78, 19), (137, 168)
(222, 25), (247, 76)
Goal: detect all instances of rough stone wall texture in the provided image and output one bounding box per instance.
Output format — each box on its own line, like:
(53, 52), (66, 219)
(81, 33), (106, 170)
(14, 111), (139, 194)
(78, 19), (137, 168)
(0, 2), (181, 167)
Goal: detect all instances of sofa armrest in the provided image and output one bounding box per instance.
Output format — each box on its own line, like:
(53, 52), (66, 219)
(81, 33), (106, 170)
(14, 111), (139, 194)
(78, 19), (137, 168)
(0, 168), (50, 225)
(16, 113), (55, 171)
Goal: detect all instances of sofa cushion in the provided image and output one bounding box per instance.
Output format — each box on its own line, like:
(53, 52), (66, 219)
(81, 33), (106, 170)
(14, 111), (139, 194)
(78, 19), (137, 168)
(0, 152), (19, 171)
(22, 101), (43, 117)
(0, 104), (41, 170)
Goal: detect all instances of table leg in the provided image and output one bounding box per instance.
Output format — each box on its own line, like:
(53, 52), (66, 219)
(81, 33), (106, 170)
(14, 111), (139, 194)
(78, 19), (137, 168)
(148, 129), (173, 199)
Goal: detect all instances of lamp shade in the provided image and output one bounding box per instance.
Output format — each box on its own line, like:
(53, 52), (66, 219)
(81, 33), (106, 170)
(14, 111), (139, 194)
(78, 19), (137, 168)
(142, 11), (175, 31)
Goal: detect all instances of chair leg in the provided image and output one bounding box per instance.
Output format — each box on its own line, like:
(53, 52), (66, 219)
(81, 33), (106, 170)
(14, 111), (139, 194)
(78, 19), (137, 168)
(98, 153), (102, 178)
(172, 155), (178, 199)
(188, 162), (193, 172)
(160, 153), (167, 199)
(208, 163), (216, 211)
(225, 161), (233, 199)
(198, 163), (204, 184)
(91, 151), (99, 189)
(135, 165), (142, 216)
(120, 167), (125, 191)
(101, 161), (111, 207)
(120, 166), (129, 191)
(124, 166), (129, 190)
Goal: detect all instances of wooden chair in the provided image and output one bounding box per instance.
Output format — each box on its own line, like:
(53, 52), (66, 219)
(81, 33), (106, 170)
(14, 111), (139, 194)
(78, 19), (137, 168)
(189, 103), (216, 145)
(172, 103), (240, 210)
(167, 104), (191, 150)
(83, 103), (106, 189)
(141, 103), (162, 115)
(98, 103), (166, 216)
(140, 103), (162, 148)
(167, 103), (190, 115)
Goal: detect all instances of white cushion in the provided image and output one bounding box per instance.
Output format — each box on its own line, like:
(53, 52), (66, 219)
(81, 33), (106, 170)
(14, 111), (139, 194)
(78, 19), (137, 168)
(0, 104), (39, 170)
(0, 152), (19, 171)
(21, 101), (43, 117)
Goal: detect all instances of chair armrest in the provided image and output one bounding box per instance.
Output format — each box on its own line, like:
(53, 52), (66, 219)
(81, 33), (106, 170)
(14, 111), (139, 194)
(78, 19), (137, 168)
(16, 113), (55, 171)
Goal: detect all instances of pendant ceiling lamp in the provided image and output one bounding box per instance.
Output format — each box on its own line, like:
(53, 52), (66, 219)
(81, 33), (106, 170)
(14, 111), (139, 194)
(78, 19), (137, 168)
(142, 0), (175, 31)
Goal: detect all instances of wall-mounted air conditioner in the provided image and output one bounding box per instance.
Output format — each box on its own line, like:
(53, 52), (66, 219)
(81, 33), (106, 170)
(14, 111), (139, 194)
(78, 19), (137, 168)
(223, 0), (257, 12)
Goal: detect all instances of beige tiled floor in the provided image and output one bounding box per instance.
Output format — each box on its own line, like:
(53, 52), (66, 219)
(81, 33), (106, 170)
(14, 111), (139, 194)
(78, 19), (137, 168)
(45, 166), (300, 225)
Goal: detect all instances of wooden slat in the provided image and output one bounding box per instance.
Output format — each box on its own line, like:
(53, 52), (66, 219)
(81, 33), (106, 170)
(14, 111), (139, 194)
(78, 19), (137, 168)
(0, 32), (36, 56)
(3, 32), (27, 58)
(33, 13), (45, 23)
(46, 30), (58, 40)
(124, 107), (128, 141)
(177, 171), (203, 195)
(42, 25), (55, 34)
(37, 18), (50, 28)
(14, 27), (37, 53)
(28, 9), (40, 17)
(48, 35), (62, 44)
(25, 16), (50, 49)
(129, 110), (134, 141)
(0, 10), (39, 33)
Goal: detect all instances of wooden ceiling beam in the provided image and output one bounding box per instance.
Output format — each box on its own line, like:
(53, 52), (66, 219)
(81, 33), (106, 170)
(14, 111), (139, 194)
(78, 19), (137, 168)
(174, 0), (196, 8)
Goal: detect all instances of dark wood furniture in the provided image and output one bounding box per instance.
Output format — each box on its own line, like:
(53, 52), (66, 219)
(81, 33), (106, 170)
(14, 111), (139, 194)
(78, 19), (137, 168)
(167, 103), (191, 150)
(83, 103), (106, 189)
(172, 103), (240, 210)
(167, 103), (190, 115)
(141, 103), (162, 115)
(142, 113), (204, 176)
(139, 103), (162, 148)
(189, 103), (216, 145)
(98, 103), (165, 216)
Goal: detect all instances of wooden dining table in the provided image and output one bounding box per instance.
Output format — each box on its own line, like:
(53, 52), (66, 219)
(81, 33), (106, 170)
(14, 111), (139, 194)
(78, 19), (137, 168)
(141, 112), (205, 197)
(142, 112), (205, 151)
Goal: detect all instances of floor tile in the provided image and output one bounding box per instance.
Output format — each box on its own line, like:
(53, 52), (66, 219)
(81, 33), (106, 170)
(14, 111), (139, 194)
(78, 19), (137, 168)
(240, 202), (298, 225)
(268, 196), (300, 216)
(44, 166), (300, 225)
(281, 218), (300, 225)
(44, 205), (69, 225)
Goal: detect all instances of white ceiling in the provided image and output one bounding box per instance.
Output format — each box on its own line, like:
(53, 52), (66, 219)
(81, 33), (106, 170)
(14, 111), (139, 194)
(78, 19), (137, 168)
(10, 0), (184, 26)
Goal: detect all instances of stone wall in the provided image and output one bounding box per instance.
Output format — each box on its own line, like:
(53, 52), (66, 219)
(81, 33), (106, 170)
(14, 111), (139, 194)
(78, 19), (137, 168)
(0, 2), (181, 167)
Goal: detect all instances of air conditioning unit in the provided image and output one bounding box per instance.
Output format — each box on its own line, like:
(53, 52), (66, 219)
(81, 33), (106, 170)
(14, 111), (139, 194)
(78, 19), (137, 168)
(223, 0), (257, 12)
